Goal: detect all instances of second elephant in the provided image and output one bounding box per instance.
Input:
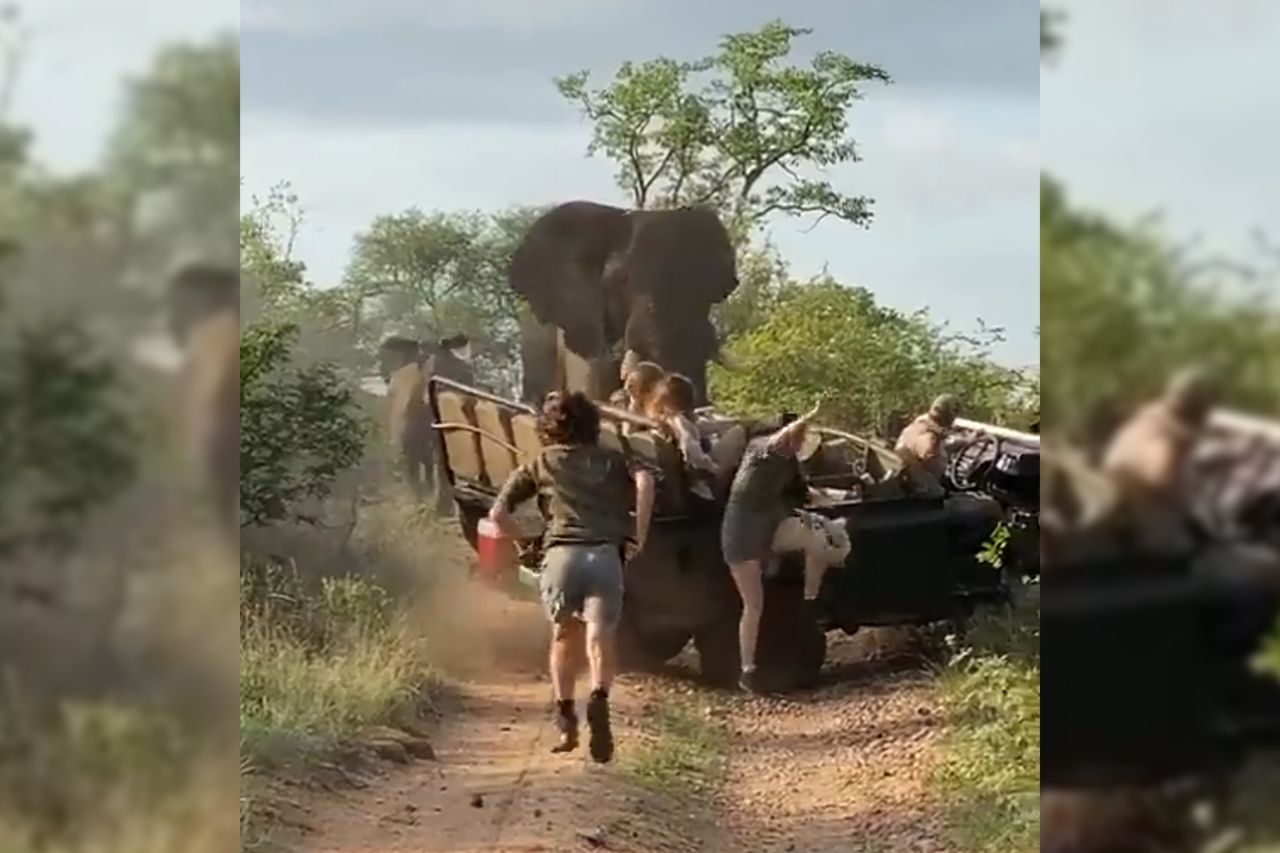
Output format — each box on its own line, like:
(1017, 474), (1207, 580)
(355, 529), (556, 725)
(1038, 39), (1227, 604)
(379, 335), (476, 515)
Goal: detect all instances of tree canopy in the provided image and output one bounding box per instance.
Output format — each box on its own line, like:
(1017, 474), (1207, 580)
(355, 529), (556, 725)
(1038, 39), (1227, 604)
(710, 280), (1036, 436)
(556, 20), (890, 240)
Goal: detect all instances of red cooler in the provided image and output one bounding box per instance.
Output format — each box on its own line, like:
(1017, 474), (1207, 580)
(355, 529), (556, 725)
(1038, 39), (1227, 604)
(475, 518), (517, 586)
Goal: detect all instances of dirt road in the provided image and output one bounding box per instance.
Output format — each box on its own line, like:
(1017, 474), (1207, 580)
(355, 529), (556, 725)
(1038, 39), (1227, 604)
(274, 589), (957, 853)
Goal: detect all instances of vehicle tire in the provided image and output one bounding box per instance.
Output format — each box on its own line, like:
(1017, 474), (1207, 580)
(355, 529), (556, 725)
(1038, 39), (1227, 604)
(757, 584), (828, 691)
(694, 615), (741, 689)
(617, 610), (689, 672)
(636, 626), (691, 662)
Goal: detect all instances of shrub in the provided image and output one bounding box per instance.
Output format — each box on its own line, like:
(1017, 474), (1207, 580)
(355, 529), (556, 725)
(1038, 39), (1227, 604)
(934, 606), (1040, 853)
(239, 320), (366, 527)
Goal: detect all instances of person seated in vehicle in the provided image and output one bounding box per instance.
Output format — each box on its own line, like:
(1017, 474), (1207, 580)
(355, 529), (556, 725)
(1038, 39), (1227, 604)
(895, 394), (962, 497)
(609, 353), (666, 434)
(721, 400), (853, 694)
(647, 373), (749, 501)
(1103, 368), (1216, 510)
(1101, 368), (1222, 556)
(486, 391), (658, 763)
(896, 394), (1002, 525)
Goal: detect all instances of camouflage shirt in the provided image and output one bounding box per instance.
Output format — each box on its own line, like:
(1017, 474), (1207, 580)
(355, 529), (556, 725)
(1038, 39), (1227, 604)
(496, 444), (655, 547)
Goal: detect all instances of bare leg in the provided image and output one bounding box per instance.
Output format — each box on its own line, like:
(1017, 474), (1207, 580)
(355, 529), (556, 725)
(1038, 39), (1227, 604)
(728, 560), (764, 672)
(549, 620), (584, 753)
(583, 598), (616, 694)
(550, 619), (585, 702)
(583, 598), (617, 762)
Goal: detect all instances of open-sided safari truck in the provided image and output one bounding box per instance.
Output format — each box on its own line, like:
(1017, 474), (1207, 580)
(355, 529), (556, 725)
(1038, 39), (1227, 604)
(428, 377), (1026, 689)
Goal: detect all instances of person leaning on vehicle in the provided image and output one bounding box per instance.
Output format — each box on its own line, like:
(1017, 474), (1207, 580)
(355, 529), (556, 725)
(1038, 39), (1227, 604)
(721, 399), (852, 695)
(895, 394), (962, 497)
(486, 391), (656, 763)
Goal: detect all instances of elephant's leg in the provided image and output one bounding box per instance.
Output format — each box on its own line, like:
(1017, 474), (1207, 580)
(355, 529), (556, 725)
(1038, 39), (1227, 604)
(432, 446), (455, 517)
(519, 313), (559, 403)
(402, 442), (426, 502)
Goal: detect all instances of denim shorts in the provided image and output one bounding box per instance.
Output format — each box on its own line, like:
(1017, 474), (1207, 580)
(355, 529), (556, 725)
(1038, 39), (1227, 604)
(539, 543), (624, 628)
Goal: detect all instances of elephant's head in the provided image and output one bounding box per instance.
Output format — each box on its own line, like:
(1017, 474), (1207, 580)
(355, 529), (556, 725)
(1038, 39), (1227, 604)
(508, 201), (738, 405)
(620, 207), (737, 403)
(421, 333), (476, 386)
(378, 336), (422, 383)
(167, 262), (239, 345)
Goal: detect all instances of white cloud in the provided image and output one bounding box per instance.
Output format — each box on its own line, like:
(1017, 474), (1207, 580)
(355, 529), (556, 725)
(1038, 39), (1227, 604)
(858, 106), (1037, 221)
(877, 108), (956, 154)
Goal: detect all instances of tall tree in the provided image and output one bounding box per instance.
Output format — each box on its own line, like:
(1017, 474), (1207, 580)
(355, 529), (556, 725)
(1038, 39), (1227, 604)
(556, 20), (890, 240)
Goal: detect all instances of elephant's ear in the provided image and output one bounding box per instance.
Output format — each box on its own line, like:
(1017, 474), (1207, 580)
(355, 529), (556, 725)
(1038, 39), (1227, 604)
(627, 207), (739, 306)
(508, 201), (630, 358)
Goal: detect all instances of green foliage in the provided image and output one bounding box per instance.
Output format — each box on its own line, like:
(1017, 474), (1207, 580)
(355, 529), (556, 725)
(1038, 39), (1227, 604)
(556, 19), (890, 237)
(0, 695), (194, 850)
(977, 522), (1013, 569)
(1041, 9), (1063, 56)
(239, 321), (367, 527)
(105, 35), (240, 281)
(1255, 618), (1280, 683)
(711, 241), (791, 340)
(239, 561), (428, 763)
(341, 206), (542, 393)
(935, 607), (1040, 853)
(625, 698), (727, 794)
(239, 182), (308, 313)
(710, 280), (1035, 436)
(240, 558), (395, 654)
(0, 320), (138, 556)
(1041, 176), (1280, 438)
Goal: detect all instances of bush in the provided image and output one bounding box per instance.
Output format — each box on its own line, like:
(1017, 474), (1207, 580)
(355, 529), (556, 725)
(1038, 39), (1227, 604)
(934, 606), (1040, 853)
(238, 560), (430, 766)
(709, 280), (1035, 436)
(1256, 618), (1280, 683)
(239, 320), (366, 527)
(0, 321), (138, 556)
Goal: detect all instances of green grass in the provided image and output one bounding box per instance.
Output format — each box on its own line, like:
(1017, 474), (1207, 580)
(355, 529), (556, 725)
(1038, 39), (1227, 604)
(933, 604), (1041, 853)
(238, 558), (440, 848)
(0, 697), (233, 853)
(625, 698), (729, 794)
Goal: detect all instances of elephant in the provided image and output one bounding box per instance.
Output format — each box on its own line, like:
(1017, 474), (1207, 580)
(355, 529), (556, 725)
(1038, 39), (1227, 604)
(378, 334), (475, 515)
(509, 201), (738, 406)
(168, 262), (239, 532)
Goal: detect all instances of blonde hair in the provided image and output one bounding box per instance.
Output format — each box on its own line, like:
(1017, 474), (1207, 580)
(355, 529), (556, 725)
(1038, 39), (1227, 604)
(650, 373), (698, 418)
(623, 361), (666, 409)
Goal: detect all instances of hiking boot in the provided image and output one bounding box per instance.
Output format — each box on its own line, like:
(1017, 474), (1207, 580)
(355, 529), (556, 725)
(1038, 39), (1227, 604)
(551, 703), (578, 754)
(738, 668), (767, 695)
(586, 690), (614, 763)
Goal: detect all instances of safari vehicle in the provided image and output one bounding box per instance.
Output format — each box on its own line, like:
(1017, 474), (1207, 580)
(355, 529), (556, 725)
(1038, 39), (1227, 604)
(427, 377), (1031, 690)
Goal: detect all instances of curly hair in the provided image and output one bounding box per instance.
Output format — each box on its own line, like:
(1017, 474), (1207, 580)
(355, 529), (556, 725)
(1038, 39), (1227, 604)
(538, 390), (602, 446)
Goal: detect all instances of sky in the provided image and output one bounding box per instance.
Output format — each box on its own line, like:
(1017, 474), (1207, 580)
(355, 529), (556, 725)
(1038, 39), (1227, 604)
(235, 0), (1042, 369)
(12, 3), (1280, 371)
(1042, 0), (1280, 275)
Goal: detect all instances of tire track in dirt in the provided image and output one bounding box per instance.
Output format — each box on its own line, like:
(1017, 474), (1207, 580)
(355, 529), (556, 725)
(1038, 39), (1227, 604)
(271, 586), (957, 853)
